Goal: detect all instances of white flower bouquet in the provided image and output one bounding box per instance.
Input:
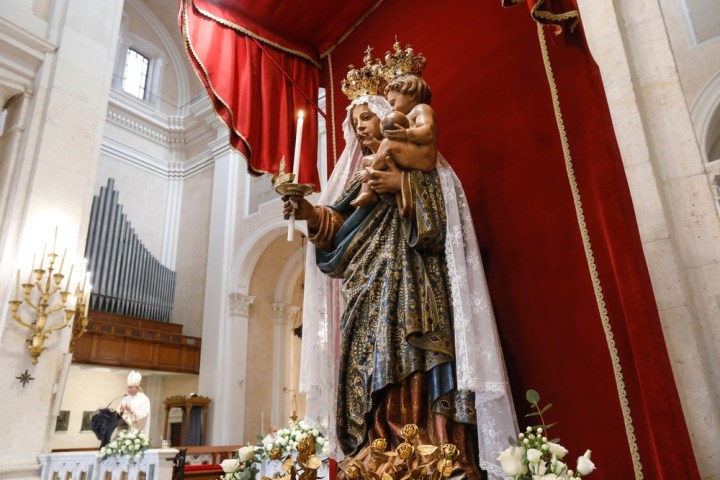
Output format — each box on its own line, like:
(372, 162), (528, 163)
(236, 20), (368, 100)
(220, 445), (263, 480)
(260, 419), (329, 459)
(497, 390), (596, 480)
(97, 430), (150, 464)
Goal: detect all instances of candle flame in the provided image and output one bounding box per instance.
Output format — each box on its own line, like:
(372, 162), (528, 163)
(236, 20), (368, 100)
(298, 110), (304, 119)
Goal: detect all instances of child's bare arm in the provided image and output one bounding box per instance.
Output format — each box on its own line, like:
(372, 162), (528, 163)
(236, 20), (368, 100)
(382, 104), (436, 147)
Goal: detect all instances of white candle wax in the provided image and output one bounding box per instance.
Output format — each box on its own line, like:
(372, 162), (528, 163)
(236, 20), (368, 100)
(292, 111), (304, 182)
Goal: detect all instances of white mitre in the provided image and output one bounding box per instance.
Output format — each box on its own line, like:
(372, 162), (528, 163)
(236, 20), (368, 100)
(127, 370), (142, 388)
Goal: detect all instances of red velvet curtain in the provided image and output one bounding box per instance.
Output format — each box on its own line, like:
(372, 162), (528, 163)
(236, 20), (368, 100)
(181, 0), (321, 188)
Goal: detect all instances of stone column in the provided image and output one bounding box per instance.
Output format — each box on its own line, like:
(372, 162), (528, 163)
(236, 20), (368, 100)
(270, 303), (299, 427)
(198, 138), (240, 445)
(0, 0), (125, 477)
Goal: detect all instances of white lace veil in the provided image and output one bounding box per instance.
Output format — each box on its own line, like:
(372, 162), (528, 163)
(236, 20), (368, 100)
(299, 95), (516, 478)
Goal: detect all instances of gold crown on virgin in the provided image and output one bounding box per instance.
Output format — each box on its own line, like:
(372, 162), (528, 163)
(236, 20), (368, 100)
(341, 39), (427, 100)
(341, 46), (388, 100)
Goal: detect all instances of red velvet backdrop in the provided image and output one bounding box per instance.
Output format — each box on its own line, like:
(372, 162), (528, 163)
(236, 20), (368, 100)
(182, 0), (700, 477)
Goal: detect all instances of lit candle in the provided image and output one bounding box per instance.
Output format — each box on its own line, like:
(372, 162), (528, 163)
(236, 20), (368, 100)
(39, 243), (46, 270)
(27, 255), (35, 283)
(261, 410), (264, 434)
(292, 111), (305, 182)
(15, 269), (20, 299)
(52, 226), (58, 253)
(59, 248), (67, 275)
(288, 111), (305, 243)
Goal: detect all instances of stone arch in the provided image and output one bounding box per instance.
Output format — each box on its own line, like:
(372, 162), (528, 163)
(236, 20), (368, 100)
(691, 70), (720, 163)
(232, 217), (307, 299)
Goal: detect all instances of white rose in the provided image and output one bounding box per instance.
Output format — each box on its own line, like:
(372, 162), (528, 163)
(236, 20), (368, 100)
(238, 446), (255, 462)
(497, 446), (528, 476)
(221, 459), (240, 474)
(547, 442), (569, 459)
(576, 451), (595, 476)
(527, 448), (542, 463)
(553, 460), (567, 475)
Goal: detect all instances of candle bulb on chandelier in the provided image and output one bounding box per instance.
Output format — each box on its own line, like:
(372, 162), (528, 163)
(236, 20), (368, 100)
(15, 269), (20, 299)
(52, 225), (58, 254)
(65, 264), (74, 292)
(59, 248), (67, 275)
(27, 255), (35, 283)
(39, 243), (46, 270)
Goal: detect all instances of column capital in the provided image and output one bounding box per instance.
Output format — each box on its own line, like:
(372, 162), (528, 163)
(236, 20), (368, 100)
(272, 303), (299, 325)
(229, 293), (255, 317)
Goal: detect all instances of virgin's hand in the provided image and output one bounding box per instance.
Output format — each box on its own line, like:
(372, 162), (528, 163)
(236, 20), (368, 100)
(357, 133), (381, 153)
(282, 196), (318, 224)
(382, 125), (408, 141)
(368, 157), (402, 193)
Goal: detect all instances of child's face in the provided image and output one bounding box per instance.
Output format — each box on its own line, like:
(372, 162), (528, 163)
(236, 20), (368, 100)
(386, 90), (416, 115)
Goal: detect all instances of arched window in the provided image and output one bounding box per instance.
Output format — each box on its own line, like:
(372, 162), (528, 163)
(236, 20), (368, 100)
(122, 48), (149, 99)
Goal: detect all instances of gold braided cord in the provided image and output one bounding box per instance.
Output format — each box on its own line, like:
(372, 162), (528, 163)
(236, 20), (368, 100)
(531, 0), (579, 32)
(321, 0), (386, 59)
(534, 22), (644, 479)
(192, 1), (322, 69)
(327, 53), (338, 165)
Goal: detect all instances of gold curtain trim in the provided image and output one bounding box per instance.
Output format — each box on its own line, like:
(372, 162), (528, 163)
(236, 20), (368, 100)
(327, 53), (338, 165)
(191, 0), (322, 69)
(320, 0), (386, 59)
(534, 22), (644, 479)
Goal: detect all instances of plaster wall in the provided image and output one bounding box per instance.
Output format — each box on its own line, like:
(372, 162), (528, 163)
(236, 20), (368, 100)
(94, 153), (169, 258)
(173, 166), (212, 335)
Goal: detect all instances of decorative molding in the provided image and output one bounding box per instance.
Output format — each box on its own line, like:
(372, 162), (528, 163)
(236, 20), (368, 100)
(0, 16), (56, 97)
(229, 293), (255, 317)
(106, 107), (171, 145)
(271, 303), (299, 326)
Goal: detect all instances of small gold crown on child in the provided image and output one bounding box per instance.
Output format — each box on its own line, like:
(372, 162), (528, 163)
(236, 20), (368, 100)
(341, 38), (427, 100)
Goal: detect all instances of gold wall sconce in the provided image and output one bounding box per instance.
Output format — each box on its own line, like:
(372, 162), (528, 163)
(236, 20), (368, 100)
(8, 231), (90, 364)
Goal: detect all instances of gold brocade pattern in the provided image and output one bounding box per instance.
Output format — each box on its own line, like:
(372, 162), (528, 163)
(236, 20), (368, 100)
(534, 22), (643, 478)
(315, 171), (475, 455)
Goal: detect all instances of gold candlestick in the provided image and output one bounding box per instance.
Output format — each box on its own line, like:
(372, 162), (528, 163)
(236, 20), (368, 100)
(273, 157), (314, 242)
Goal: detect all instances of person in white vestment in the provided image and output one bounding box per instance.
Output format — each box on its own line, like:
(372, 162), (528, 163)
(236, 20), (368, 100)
(118, 370), (151, 436)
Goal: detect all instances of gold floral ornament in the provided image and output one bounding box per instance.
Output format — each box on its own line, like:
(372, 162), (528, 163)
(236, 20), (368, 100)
(338, 424), (458, 480)
(381, 38), (427, 81)
(277, 436), (323, 480)
(341, 46), (389, 100)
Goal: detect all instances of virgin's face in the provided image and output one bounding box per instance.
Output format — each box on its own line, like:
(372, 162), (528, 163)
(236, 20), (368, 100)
(351, 104), (382, 143)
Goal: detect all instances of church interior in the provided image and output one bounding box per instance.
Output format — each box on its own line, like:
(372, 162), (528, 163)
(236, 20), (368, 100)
(1, 0), (719, 479)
